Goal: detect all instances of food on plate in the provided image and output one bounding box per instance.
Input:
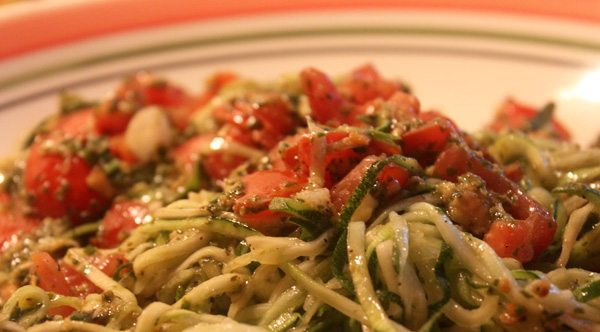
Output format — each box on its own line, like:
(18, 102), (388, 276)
(1, 65), (600, 331)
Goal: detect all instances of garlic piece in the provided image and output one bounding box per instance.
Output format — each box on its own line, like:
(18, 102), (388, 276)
(125, 106), (173, 162)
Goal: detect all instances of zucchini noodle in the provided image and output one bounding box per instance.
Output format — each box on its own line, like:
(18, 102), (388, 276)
(2, 66), (600, 332)
(557, 203), (596, 267)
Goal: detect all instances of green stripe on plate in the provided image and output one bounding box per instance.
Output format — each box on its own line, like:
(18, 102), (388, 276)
(1, 26), (599, 91)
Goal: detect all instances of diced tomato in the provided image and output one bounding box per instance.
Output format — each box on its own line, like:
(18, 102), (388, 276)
(32, 252), (100, 317)
(32, 252), (70, 295)
(32, 252), (128, 317)
(54, 108), (96, 137)
(212, 93), (298, 150)
(489, 99), (571, 141)
(434, 144), (556, 262)
(368, 138), (403, 158)
(281, 135), (311, 174)
(417, 111), (459, 128)
(24, 140), (112, 225)
(108, 134), (138, 163)
(89, 253), (129, 278)
(329, 155), (410, 214)
(280, 131), (402, 187)
(203, 153), (248, 181)
(234, 170), (308, 235)
(173, 135), (248, 181)
(95, 73), (189, 135)
(376, 163), (410, 199)
(401, 120), (454, 166)
(330, 156), (381, 213)
(338, 64), (402, 105)
(483, 221), (535, 262)
(59, 263), (101, 298)
(95, 201), (149, 248)
(490, 99), (536, 133)
(0, 192), (9, 205)
(268, 133), (305, 172)
(137, 82), (188, 109)
(191, 71), (239, 109)
(95, 108), (133, 136)
(387, 92), (420, 122)
(300, 67), (352, 126)
(173, 135), (211, 169)
(0, 212), (40, 253)
(504, 162), (523, 183)
(166, 105), (195, 131)
(282, 132), (361, 186)
(207, 71), (239, 92)
(31, 252), (74, 317)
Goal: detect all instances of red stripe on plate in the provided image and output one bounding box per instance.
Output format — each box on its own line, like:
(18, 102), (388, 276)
(1, 0), (599, 61)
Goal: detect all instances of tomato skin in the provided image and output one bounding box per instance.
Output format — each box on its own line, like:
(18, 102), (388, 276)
(191, 72), (239, 108)
(108, 134), (138, 163)
(59, 263), (102, 298)
(504, 162), (523, 183)
(89, 253), (129, 278)
(0, 191), (9, 205)
(31, 252), (75, 317)
(402, 120), (453, 166)
(489, 99), (571, 141)
(173, 135), (211, 169)
(434, 144), (556, 262)
(32, 252), (70, 295)
(32, 252), (100, 317)
(376, 163), (410, 199)
(280, 135), (311, 174)
(95, 73), (190, 135)
(95, 110), (132, 136)
(483, 220), (534, 262)
(212, 93), (298, 150)
(330, 156), (410, 213)
(300, 67), (349, 125)
(173, 135), (248, 181)
(0, 212), (40, 253)
(31, 252), (127, 317)
(330, 156), (381, 213)
(24, 141), (112, 225)
(54, 108), (96, 137)
(281, 132), (361, 186)
(280, 131), (403, 188)
(95, 201), (149, 248)
(234, 170), (308, 235)
(338, 64), (402, 105)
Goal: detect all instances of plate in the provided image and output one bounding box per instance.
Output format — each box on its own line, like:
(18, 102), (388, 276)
(1, 0), (600, 155)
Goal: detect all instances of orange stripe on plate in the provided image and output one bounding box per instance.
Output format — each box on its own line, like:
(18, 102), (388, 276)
(1, 0), (599, 61)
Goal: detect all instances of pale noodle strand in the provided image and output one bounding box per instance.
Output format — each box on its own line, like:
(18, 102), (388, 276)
(229, 264), (280, 319)
(135, 302), (173, 332)
(133, 232), (210, 296)
(181, 313), (269, 332)
(376, 240), (398, 293)
(279, 262), (369, 326)
(2, 286), (49, 328)
(173, 273), (249, 311)
(173, 245), (228, 274)
(397, 260), (427, 329)
(557, 203), (595, 267)
(257, 286), (306, 327)
(26, 320), (122, 332)
(347, 221), (402, 332)
(245, 229), (332, 265)
(442, 296), (499, 327)
(269, 259), (323, 303)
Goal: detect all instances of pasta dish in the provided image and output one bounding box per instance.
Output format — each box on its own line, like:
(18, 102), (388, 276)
(1, 65), (599, 332)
